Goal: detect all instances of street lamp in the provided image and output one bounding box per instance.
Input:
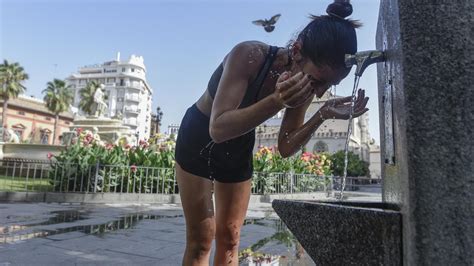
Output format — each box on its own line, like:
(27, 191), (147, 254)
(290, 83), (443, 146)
(156, 106), (163, 133)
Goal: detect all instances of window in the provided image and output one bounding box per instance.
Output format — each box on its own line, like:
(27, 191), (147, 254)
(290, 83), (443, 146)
(131, 68), (135, 72)
(17, 111), (25, 115)
(12, 124), (26, 141)
(120, 79), (124, 86)
(45, 117), (51, 121)
(122, 67), (126, 72)
(40, 129), (51, 144)
(65, 121), (70, 125)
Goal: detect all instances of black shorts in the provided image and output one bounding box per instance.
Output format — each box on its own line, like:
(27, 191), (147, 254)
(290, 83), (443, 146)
(175, 104), (255, 183)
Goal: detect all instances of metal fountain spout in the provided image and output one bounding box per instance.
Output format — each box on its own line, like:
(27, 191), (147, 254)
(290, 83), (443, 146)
(345, 50), (385, 77)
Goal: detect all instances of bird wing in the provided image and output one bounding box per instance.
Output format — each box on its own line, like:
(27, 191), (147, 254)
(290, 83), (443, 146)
(269, 14), (281, 24)
(252, 19), (266, 26)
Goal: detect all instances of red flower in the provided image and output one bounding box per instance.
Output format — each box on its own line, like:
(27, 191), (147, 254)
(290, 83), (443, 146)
(139, 139), (149, 148)
(75, 128), (83, 134)
(130, 165), (137, 173)
(105, 143), (114, 150)
(47, 152), (54, 160)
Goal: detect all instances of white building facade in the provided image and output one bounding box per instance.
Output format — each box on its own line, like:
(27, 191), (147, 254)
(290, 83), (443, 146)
(369, 142), (382, 179)
(66, 54), (153, 140)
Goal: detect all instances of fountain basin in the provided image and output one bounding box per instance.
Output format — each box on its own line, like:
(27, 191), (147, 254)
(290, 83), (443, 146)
(272, 200), (401, 265)
(0, 143), (64, 161)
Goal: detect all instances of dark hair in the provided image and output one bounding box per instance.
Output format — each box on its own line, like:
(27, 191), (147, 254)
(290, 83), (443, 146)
(296, 1), (361, 70)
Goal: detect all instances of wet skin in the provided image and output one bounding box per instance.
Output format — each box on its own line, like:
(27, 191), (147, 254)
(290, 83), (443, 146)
(177, 41), (369, 266)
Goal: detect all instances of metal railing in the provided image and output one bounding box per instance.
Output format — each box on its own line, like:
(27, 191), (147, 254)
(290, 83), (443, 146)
(0, 160), (381, 195)
(332, 176), (382, 192)
(251, 172), (331, 194)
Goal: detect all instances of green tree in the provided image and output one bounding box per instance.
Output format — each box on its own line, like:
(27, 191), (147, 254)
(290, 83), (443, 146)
(43, 79), (73, 145)
(0, 60), (29, 125)
(330, 150), (369, 177)
(79, 81), (100, 116)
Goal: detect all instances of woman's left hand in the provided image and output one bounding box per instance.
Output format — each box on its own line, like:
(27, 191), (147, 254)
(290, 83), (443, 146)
(319, 89), (369, 120)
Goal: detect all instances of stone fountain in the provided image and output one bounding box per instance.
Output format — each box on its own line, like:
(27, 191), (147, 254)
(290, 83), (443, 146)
(63, 84), (132, 144)
(273, 1), (473, 265)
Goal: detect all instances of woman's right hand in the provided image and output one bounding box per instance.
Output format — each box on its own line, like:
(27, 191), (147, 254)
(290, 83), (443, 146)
(273, 72), (315, 109)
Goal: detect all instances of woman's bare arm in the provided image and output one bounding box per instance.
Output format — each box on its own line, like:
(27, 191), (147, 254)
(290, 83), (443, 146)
(277, 96), (325, 157)
(278, 89), (370, 158)
(209, 42), (283, 143)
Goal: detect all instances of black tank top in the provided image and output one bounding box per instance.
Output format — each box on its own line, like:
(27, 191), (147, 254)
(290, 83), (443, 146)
(207, 46), (279, 108)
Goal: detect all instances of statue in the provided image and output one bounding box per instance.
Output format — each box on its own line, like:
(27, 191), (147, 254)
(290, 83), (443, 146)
(112, 110), (123, 120)
(93, 84), (108, 117)
(92, 127), (101, 140)
(4, 128), (20, 143)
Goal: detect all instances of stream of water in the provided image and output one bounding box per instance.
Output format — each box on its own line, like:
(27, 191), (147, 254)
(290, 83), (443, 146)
(339, 75), (361, 200)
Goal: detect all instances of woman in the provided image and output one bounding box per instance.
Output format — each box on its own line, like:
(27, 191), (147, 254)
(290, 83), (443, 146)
(175, 1), (368, 265)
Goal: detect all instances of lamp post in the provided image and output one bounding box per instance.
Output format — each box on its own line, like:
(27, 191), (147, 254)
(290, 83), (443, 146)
(156, 106), (163, 133)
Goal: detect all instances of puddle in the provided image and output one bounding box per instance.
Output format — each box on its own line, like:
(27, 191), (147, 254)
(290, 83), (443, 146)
(0, 210), (183, 244)
(1, 210), (89, 235)
(1, 210), (314, 265)
(239, 218), (315, 265)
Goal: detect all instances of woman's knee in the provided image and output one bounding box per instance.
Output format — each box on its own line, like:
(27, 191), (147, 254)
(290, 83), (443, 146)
(187, 222), (215, 253)
(216, 223), (241, 250)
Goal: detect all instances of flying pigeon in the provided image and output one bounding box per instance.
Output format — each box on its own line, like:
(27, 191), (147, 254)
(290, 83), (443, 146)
(252, 14), (281, 33)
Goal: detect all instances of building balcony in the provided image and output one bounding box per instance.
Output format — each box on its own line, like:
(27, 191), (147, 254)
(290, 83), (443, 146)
(123, 119), (137, 126)
(116, 82), (142, 91)
(124, 94), (140, 102)
(124, 106), (140, 115)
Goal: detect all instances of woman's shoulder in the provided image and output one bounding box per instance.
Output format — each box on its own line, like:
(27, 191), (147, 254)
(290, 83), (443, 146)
(231, 40), (268, 52)
(222, 41), (270, 72)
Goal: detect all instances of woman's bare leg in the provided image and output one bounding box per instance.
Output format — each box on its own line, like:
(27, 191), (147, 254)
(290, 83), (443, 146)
(176, 163), (215, 266)
(213, 179), (252, 265)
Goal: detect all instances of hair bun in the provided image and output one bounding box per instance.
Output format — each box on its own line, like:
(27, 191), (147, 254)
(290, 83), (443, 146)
(326, 0), (353, 19)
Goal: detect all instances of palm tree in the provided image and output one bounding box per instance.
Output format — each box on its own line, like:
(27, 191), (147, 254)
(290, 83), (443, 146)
(43, 79), (73, 145)
(79, 81), (100, 116)
(0, 60), (29, 125)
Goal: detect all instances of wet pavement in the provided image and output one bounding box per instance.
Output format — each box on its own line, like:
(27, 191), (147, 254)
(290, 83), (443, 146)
(0, 202), (317, 265)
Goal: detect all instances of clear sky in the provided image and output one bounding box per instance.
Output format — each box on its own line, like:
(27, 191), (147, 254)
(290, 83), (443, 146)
(1, 0), (381, 143)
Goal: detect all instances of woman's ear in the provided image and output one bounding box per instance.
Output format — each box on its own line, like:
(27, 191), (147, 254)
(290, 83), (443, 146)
(291, 42), (305, 64)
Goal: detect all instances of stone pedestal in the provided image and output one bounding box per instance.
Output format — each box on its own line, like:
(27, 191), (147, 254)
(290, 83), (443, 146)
(377, 0), (473, 265)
